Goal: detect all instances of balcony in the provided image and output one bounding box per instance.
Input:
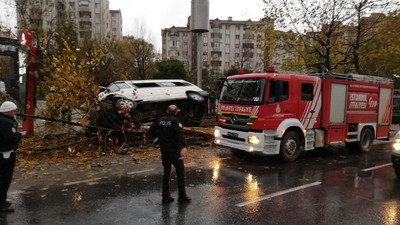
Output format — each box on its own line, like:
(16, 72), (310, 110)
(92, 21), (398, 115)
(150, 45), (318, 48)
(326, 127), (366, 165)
(78, 5), (90, 12)
(79, 17), (92, 23)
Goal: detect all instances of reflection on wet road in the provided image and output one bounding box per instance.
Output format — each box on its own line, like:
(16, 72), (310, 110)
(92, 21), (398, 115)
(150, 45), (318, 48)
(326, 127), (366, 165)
(2, 144), (400, 225)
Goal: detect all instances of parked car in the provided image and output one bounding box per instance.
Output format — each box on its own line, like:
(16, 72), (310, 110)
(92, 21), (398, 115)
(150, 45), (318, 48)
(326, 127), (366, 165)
(392, 131), (400, 177)
(91, 79), (208, 130)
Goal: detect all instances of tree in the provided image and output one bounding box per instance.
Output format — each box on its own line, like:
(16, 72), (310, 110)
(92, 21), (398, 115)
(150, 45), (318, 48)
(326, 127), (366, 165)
(344, 0), (393, 74)
(152, 59), (187, 79)
(129, 38), (156, 80)
(40, 40), (105, 120)
(360, 11), (400, 82)
(261, 0), (398, 73)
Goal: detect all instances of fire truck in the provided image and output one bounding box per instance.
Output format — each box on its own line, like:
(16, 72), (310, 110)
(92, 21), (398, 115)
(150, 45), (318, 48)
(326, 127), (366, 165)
(214, 68), (393, 162)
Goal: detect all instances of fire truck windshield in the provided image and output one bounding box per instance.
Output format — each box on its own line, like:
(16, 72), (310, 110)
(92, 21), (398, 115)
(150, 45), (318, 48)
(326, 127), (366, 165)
(219, 78), (266, 105)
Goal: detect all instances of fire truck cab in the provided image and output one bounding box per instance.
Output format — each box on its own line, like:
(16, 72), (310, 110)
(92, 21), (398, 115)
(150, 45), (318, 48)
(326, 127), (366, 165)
(214, 69), (393, 162)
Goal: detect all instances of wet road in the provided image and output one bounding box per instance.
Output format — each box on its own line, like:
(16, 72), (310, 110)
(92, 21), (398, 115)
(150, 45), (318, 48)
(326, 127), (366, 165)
(2, 143), (400, 225)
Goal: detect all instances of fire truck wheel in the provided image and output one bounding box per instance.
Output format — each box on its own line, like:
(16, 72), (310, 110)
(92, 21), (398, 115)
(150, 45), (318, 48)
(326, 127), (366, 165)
(358, 128), (374, 153)
(280, 131), (301, 162)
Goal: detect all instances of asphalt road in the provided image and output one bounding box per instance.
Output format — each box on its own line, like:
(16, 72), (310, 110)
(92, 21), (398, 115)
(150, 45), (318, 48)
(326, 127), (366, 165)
(2, 142), (400, 225)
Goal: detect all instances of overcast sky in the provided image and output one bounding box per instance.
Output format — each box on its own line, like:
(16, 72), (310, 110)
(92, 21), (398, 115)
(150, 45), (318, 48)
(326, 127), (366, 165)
(0, 0), (266, 50)
(109, 0), (266, 50)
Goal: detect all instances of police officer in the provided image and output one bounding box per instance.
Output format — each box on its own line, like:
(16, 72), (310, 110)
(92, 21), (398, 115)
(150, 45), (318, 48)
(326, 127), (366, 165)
(0, 101), (22, 213)
(149, 105), (191, 204)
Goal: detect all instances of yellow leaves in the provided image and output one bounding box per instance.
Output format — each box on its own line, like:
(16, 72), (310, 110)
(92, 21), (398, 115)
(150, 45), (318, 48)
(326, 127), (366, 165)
(73, 191), (83, 203)
(68, 147), (76, 154)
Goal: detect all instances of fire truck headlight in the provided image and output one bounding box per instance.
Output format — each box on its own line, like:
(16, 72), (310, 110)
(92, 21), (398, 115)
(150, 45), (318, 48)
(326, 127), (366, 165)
(248, 136), (260, 145)
(214, 129), (222, 138)
(393, 139), (400, 152)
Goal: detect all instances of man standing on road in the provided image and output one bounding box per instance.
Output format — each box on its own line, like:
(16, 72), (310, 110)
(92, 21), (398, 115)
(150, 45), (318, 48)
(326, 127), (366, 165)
(0, 101), (23, 213)
(149, 105), (192, 204)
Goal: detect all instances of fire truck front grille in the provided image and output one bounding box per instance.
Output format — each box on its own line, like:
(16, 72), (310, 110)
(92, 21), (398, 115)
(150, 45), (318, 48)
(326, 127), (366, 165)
(221, 113), (251, 120)
(222, 135), (246, 142)
(219, 113), (257, 131)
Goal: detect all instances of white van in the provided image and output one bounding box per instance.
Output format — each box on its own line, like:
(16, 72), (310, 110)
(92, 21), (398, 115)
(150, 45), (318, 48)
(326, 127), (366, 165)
(95, 79), (208, 128)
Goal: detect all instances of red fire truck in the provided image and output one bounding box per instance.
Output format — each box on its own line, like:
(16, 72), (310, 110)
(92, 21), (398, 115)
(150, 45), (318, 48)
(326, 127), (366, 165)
(214, 68), (393, 162)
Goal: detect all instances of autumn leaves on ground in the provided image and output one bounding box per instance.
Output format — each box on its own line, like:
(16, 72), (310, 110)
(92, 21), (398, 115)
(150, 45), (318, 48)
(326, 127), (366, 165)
(15, 127), (216, 183)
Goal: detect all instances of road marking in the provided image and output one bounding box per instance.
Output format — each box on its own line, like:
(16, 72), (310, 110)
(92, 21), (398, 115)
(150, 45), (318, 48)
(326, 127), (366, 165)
(361, 163), (393, 172)
(127, 169), (154, 175)
(9, 190), (26, 195)
(235, 181), (322, 207)
(63, 178), (102, 186)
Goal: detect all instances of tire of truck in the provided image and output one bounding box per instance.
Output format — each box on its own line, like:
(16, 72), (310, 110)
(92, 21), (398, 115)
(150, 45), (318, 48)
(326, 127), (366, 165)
(186, 91), (205, 102)
(116, 98), (136, 110)
(185, 91), (206, 127)
(280, 131), (301, 162)
(347, 128), (374, 153)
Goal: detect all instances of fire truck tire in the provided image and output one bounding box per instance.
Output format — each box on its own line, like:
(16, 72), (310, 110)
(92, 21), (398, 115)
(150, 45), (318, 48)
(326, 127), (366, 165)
(280, 131), (301, 162)
(358, 128), (374, 153)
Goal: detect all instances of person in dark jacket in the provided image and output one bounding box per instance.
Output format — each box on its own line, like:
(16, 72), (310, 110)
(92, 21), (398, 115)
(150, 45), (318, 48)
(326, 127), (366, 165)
(149, 105), (191, 204)
(0, 101), (22, 213)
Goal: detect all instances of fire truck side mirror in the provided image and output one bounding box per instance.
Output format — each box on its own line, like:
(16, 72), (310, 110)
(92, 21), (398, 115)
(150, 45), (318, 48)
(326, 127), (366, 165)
(215, 77), (227, 91)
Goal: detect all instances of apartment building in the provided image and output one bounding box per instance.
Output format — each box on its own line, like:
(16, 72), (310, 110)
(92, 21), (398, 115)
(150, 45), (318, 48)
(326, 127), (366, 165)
(17, 0), (122, 41)
(161, 26), (194, 72)
(162, 17), (277, 81)
(109, 10), (122, 40)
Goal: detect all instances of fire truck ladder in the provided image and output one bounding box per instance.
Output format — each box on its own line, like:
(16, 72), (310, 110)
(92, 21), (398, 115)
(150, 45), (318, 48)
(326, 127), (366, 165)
(311, 71), (393, 84)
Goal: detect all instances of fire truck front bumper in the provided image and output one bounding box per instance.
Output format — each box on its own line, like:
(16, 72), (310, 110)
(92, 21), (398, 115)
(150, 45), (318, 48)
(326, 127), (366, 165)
(214, 126), (280, 155)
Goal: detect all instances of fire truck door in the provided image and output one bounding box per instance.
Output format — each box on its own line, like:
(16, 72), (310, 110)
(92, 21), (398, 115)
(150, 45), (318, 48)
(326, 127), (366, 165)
(327, 83), (348, 143)
(299, 80), (322, 129)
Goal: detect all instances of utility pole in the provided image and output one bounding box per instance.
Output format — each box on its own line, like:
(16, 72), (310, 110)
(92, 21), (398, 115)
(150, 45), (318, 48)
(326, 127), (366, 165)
(190, 0), (209, 88)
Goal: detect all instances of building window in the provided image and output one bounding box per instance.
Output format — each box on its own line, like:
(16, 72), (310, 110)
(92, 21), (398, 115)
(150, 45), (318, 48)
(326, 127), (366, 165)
(235, 44), (240, 49)
(168, 32), (179, 37)
(169, 40), (179, 47)
(211, 42), (221, 48)
(236, 25), (241, 30)
(203, 43), (208, 47)
(235, 53), (240, 58)
(225, 34), (230, 40)
(226, 25), (230, 30)
(211, 33), (222, 39)
(235, 35), (240, 39)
